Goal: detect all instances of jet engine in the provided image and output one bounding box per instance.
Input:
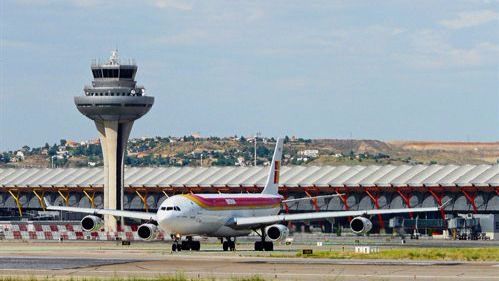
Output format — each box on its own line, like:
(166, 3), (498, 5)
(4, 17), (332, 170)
(265, 224), (289, 242)
(137, 223), (159, 240)
(81, 215), (103, 231)
(350, 216), (373, 234)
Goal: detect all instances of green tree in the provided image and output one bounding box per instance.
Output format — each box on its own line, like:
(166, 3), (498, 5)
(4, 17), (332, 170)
(1, 153), (10, 163)
(48, 144), (58, 156)
(256, 146), (270, 157)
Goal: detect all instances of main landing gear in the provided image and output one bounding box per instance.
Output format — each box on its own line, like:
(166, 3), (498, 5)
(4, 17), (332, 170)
(254, 227), (274, 251)
(171, 235), (201, 252)
(221, 237), (236, 251)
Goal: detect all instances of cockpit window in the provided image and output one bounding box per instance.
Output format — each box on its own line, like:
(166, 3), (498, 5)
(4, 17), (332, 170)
(161, 206), (180, 211)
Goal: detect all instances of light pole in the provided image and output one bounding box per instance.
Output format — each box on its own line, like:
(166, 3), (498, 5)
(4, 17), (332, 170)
(254, 132), (261, 166)
(51, 155), (56, 168)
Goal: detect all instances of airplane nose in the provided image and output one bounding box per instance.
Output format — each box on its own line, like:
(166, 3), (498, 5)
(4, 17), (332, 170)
(162, 211), (174, 221)
(160, 211), (178, 225)
(158, 212), (174, 231)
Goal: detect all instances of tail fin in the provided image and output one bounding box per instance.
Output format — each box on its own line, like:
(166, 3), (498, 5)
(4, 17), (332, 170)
(261, 137), (284, 195)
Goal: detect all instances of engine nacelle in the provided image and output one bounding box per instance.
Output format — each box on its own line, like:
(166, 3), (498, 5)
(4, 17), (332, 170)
(137, 223), (159, 240)
(350, 216), (373, 234)
(81, 215), (103, 231)
(265, 224), (289, 242)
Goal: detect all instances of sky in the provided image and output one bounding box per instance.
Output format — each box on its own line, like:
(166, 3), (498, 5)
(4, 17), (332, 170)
(0, 0), (498, 151)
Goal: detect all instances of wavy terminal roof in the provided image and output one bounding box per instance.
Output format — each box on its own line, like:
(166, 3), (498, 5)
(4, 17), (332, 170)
(1, 165), (498, 189)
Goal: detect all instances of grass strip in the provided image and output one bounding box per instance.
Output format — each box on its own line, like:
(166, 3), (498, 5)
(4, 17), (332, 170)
(296, 247), (499, 261)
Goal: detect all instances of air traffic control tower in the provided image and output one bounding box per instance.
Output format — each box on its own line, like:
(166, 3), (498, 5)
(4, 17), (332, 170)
(75, 50), (154, 231)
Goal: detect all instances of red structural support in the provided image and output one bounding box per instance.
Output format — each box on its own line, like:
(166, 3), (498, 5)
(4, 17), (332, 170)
(462, 190), (478, 214)
(335, 188), (349, 210)
(365, 190), (385, 230)
(305, 190), (320, 211)
(282, 194), (290, 213)
(335, 188), (351, 222)
(428, 189), (446, 219)
(396, 189), (413, 219)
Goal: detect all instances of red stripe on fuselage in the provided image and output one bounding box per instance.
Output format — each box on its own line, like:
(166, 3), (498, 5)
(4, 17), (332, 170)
(183, 194), (281, 210)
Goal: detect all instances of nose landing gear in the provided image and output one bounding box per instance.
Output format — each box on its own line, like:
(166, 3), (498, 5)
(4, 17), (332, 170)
(171, 235), (201, 252)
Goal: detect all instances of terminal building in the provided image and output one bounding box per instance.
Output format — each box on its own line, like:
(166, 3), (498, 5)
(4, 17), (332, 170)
(1, 164), (498, 233)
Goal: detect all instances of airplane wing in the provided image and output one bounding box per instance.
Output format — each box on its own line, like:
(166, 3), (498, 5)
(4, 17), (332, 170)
(232, 205), (441, 227)
(44, 198), (156, 221)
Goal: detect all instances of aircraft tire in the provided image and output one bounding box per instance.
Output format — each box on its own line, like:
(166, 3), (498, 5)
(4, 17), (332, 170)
(223, 241), (229, 251)
(172, 243), (177, 252)
(192, 241), (201, 251)
(181, 241), (190, 250)
(254, 241), (263, 251)
(264, 242), (274, 251)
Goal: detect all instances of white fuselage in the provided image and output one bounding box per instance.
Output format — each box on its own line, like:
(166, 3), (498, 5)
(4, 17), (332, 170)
(156, 193), (282, 237)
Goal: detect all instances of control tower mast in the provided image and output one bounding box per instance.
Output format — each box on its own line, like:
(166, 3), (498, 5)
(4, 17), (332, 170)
(75, 50), (154, 231)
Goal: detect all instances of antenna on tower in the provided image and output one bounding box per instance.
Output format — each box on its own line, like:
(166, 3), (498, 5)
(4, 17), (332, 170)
(109, 49), (120, 65)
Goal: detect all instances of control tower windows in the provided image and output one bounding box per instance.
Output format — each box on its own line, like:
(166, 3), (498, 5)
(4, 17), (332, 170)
(103, 69), (111, 77)
(119, 69), (134, 79)
(92, 69), (102, 78)
(95, 67), (135, 78)
(102, 69), (118, 78)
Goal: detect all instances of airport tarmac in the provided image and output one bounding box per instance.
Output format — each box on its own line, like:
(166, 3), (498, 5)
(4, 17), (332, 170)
(0, 241), (498, 281)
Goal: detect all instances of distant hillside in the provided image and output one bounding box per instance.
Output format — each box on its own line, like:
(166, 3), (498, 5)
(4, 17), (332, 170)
(1, 137), (497, 168)
(387, 141), (499, 165)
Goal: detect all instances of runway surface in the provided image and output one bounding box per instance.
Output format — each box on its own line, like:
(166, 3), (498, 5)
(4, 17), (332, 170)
(0, 256), (142, 270)
(0, 241), (498, 280)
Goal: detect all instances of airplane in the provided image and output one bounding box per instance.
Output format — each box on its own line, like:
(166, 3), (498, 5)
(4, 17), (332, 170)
(45, 138), (445, 252)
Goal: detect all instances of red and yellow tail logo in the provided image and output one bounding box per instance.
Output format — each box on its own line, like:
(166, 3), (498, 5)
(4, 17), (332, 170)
(273, 161), (280, 184)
